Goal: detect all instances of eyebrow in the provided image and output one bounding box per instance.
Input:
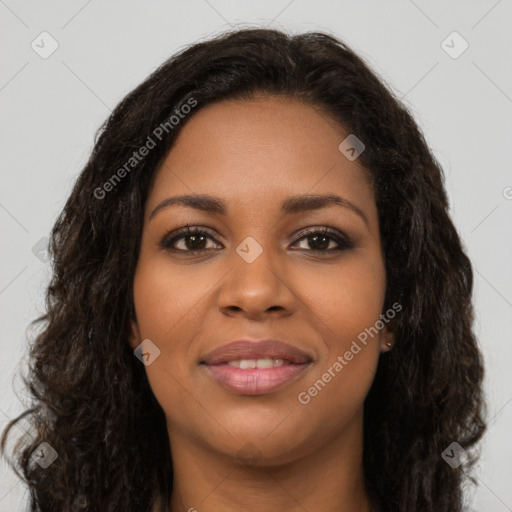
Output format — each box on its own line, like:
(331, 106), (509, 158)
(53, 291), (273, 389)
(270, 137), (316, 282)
(148, 193), (369, 227)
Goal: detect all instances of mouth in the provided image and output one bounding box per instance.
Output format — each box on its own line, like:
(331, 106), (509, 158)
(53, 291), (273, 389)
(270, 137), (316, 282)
(199, 339), (313, 395)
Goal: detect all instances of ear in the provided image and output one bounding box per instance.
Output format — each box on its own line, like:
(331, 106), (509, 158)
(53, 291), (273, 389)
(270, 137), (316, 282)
(128, 318), (140, 350)
(379, 326), (396, 353)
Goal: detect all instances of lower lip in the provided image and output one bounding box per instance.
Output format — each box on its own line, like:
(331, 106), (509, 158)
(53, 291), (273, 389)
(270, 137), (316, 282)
(202, 363), (311, 395)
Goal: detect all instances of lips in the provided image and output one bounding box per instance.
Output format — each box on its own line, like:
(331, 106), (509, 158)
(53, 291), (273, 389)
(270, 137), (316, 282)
(200, 339), (313, 395)
(200, 339), (312, 366)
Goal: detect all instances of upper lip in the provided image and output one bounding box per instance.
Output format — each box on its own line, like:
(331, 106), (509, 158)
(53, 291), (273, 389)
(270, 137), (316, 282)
(200, 339), (313, 365)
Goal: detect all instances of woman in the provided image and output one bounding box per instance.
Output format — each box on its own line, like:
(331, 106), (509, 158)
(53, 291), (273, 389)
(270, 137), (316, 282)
(1, 27), (486, 512)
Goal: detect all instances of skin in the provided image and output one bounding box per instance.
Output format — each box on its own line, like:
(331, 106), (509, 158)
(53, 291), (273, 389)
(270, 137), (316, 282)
(130, 94), (395, 512)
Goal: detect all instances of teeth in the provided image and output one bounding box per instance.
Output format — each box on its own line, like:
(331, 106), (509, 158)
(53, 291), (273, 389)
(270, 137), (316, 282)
(227, 358), (284, 369)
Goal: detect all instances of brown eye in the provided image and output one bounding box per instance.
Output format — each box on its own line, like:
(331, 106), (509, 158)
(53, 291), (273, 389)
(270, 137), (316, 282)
(292, 228), (355, 252)
(161, 226), (221, 252)
(161, 226), (355, 254)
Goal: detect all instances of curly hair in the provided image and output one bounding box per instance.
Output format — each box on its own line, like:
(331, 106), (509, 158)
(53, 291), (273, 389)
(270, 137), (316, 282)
(1, 27), (486, 512)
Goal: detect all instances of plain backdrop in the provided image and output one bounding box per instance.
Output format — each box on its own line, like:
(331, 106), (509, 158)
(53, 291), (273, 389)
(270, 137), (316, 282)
(1, 1), (511, 510)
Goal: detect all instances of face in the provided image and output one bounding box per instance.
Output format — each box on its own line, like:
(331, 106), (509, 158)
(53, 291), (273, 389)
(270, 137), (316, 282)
(130, 95), (394, 466)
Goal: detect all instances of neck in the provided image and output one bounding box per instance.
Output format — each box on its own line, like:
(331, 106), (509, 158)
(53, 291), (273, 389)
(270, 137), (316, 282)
(167, 410), (374, 512)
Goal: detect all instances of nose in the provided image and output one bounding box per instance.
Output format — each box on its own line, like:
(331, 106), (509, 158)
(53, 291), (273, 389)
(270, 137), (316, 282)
(216, 240), (296, 321)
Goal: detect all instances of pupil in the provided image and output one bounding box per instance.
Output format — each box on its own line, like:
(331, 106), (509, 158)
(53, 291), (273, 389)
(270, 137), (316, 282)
(188, 234), (206, 250)
(310, 235), (328, 250)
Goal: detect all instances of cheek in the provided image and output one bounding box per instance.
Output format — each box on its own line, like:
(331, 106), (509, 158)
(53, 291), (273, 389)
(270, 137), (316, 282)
(301, 250), (386, 346)
(132, 250), (205, 363)
(132, 256), (210, 417)
(294, 255), (384, 412)
(133, 253), (208, 342)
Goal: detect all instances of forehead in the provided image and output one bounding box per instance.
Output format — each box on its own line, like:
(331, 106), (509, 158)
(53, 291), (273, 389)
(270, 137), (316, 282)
(147, 95), (376, 227)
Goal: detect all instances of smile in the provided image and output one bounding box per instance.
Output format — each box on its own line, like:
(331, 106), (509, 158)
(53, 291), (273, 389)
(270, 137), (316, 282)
(202, 360), (311, 395)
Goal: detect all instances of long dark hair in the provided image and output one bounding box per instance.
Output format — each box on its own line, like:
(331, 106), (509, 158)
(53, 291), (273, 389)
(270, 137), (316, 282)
(1, 27), (486, 512)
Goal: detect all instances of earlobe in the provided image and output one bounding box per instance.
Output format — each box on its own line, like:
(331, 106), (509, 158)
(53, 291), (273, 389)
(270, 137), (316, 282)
(380, 329), (395, 353)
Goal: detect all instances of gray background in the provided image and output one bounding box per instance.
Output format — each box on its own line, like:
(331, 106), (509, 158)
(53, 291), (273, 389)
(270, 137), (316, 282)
(1, 1), (511, 510)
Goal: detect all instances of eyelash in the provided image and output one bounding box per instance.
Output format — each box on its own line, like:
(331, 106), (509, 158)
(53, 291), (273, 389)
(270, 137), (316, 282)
(160, 224), (355, 254)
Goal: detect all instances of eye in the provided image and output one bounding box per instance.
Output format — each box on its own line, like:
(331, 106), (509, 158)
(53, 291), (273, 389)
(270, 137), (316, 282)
(161, 225), (220, 252)
(291, 227), (355, 252)
(160, 225), (355, 253)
